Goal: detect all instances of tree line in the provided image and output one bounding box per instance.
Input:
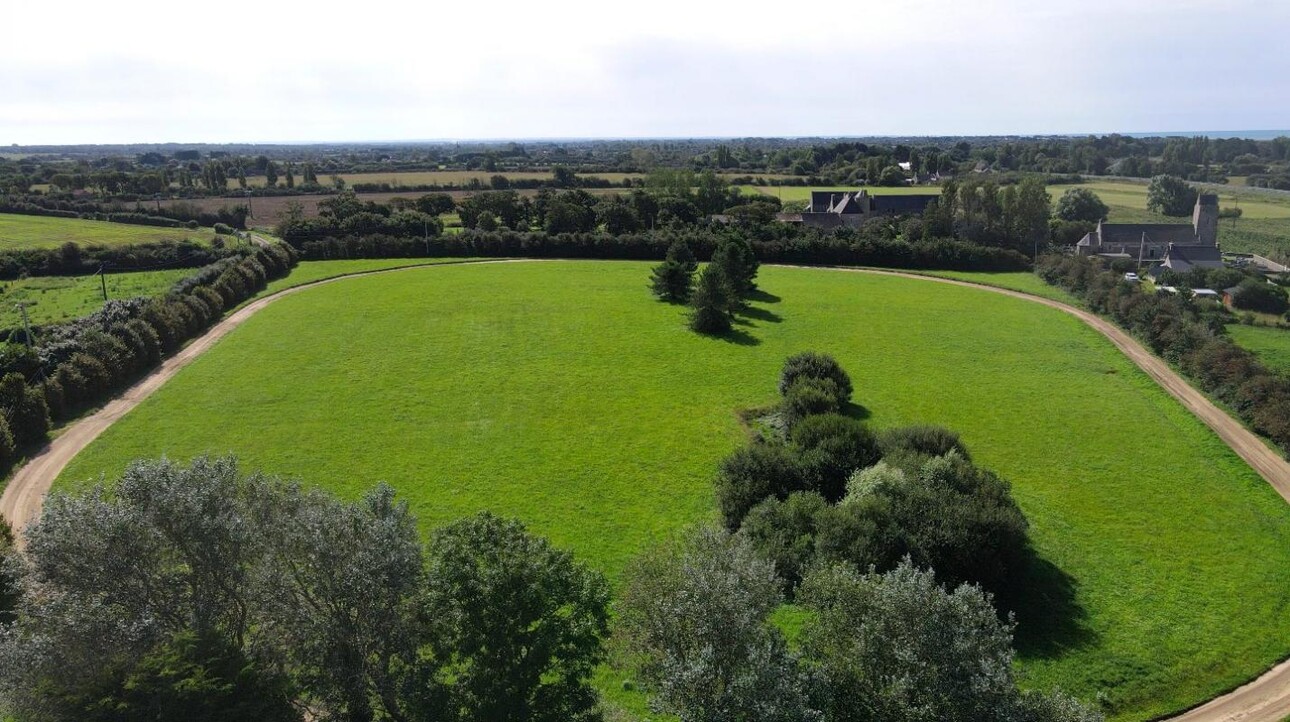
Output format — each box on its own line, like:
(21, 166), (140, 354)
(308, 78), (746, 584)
(0, 457), (610, 722)
(0, 239), (238, 283)
(0, 453), (1102, 722)
(0, 244), (297, 473)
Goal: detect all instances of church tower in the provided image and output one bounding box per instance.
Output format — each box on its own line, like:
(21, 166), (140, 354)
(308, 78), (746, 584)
(1193, 193), (1219, 246)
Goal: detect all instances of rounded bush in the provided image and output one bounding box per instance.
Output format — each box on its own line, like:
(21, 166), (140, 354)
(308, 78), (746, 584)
(878, 425), (970, 461)
(778, 352), (853, 405)
(790, 414), (881, 502)
(782, 377), (840, 425)
(714, 444), (807, 531)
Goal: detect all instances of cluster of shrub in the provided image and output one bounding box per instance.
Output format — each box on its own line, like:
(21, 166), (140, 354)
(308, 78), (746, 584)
(0, 196), (250, 230)
(616, 527), (1101, 722)
(0, 239), (238, 281)
(0, 244), (296, 471)
(714, 353), (1031, 600)
(1038, 254), (1290, 455)
(0, 457), (611, 722)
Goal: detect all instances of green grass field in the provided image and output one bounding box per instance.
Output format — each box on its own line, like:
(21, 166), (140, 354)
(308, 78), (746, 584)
(0, 213), (219, 250)
(1228, 324), (1290, 374)
(54, 261), (1290, 721)
(915, 270), (1082, 304)
(0, 270), (193, 329)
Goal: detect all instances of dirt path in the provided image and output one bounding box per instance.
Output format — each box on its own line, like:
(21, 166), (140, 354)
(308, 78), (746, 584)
(0, 259), (530, 539)
(2, 260), (1288, 721)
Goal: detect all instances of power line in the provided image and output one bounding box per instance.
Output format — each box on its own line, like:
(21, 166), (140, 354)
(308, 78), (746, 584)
(13, 301), (33, 348)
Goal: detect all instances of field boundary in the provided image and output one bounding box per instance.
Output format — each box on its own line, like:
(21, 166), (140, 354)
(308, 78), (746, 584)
(2, 258), (1288, 722)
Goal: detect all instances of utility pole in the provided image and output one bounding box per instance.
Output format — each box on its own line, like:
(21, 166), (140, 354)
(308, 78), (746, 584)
(98, 264), (108, 302)
(14, 302), (33, 348)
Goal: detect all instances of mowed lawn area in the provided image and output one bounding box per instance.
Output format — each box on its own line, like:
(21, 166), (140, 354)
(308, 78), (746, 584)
(0, 213), (219, 250)
(55, 261), (1290, 721)
(1228, 323), (1290, 374)
(0, 270), (193, 329)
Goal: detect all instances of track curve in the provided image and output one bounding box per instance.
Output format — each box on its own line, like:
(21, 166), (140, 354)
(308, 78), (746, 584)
(2, 260), (1287, 721)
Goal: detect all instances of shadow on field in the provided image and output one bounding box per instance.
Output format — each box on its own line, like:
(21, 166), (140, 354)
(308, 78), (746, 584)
(711, 327), (762, 346)
(747, 288), (782, 304)
(1001, 548), (1097, 659)
(740, 305), (783, 324)
(840, 402), (871, 421)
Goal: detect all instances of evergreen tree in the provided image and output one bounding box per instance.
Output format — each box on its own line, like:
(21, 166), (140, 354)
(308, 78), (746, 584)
(712, 237), (759, 298)
(284, 163), (295, 189)
(650, 240), (697, 302)
(690, 264), (734, 334)
(264, 161), (278, 187)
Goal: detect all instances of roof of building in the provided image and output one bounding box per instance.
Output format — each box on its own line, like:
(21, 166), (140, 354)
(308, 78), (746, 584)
(872, 194), (939, 214)
(1149, 243), (1225, 277)
(1095, 223), (1198, 246)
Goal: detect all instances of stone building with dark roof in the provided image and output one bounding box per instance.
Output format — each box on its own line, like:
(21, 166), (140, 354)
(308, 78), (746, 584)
(1146, 243), (1225, 279)
(776, 190), (939, 229)
(1076, 193), (1219, 262)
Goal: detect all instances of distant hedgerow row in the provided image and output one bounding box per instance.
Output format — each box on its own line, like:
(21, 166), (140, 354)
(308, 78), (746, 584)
(0, 239), (238, 280)
(1, 195), (250, 229)
(1038, 254), (1290, 455)
(292, 228), (1030, 272)
(0, 244), (297, 471)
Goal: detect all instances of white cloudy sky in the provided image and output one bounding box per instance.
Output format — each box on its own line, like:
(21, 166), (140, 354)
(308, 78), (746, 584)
(2, 0), (1288, 144)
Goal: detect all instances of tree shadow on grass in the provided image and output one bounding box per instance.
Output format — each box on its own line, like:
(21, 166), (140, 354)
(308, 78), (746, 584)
(746, 288), (782, 304)
(740, 305), (783, 324)
(998, 547), (1098, 660)
(695, 324), (762, 346)
(839, 401), (872, 421)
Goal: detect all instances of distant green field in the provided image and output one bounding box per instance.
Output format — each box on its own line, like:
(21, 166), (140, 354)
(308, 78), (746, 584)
(0, 213), (218, 250)
(0, 270), (193, 330)
(57, 261), (1290, 721)
(1228, 324), (1290, 374)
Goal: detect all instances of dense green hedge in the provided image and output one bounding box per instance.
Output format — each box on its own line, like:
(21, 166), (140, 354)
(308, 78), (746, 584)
(0, 244), (297, 472)
(294, 229), (1030, 272)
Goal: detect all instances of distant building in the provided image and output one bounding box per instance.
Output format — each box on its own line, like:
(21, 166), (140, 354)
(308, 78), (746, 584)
(1146, 243), (1225, 279)
(776, 189), (939, 229)
(1076, 194), (1219, 262)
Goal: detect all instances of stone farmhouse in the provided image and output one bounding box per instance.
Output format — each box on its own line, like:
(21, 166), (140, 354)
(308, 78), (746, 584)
(1076, 194), (1223, 276)
(776, 190), (940, 229)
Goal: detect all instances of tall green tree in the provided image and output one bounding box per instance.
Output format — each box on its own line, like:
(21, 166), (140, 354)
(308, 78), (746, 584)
(799, 561), (1101, 722)
(1147, 174), (1198, 216)
(423, 513), (610, 722)
(712, 238), (759, 296)
(1055, 187), (1109, 222)
(690, 264), (735, 334)
(650, 240), (698, 302)
(616, 527), (819, 722)
(265, 161), (279, 188)
(253, 482), (425, 722)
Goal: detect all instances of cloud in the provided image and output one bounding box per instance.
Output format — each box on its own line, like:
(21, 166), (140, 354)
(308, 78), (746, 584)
(1, 0), (1287, 143)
